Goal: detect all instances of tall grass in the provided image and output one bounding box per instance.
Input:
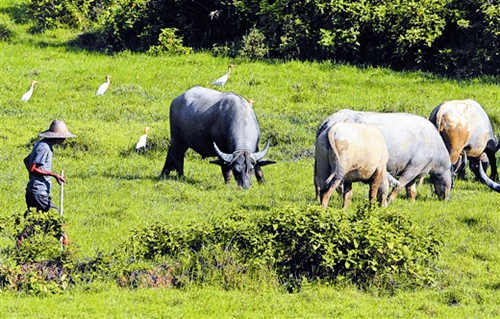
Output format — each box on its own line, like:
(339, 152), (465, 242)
(1, 0), (500, 317)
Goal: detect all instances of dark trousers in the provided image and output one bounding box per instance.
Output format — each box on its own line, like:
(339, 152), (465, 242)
(25, 190), (58, 212)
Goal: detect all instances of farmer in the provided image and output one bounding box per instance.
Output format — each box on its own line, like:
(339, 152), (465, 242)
(23, 120), (76, 245)
(25, 120), (76, 211)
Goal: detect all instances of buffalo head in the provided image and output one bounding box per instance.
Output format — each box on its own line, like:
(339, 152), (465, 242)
(210, 141), (275, 189)
(429, 167), (452, 200)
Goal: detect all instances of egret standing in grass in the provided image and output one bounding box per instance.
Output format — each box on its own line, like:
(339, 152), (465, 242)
(211, 64), (235, 88)
(21, 80), (39, 101)
(135, 126), (151, 154)
(96, 75), (112, 95)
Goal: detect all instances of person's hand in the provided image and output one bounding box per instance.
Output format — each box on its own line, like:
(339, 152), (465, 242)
(53, 173), (66, 185)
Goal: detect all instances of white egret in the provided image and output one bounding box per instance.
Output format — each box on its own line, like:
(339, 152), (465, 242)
(21, 80), (39, 101)
(247, 99), (255, 107)
(211, 64), (235, 88)
(135, 126), (151, 153)
(96, 75), (112, 95)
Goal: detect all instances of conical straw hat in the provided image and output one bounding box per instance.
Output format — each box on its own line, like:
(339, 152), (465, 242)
(39, 120), (76, 138)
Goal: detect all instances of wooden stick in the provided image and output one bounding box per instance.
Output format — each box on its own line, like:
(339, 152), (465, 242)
(60, 170), (64, 217)
(60, 170), (64, 252)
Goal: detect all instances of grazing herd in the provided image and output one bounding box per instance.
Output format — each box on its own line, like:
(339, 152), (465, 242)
(315, 110), (453, 208)
(160, 86), (500, 208)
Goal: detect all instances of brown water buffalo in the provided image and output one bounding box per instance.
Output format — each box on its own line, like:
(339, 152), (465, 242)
(429, 99), (499, 181)
(315, 122), (390, 209)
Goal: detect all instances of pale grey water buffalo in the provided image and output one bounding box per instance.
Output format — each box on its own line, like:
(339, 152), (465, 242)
(160, 86), (275, 189)
(317, 109), (452, 203)
(315, 122), (389, 209)
(428, 99), (499, 181)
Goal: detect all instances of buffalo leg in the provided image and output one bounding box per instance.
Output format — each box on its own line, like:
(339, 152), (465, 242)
(254, 165), (266, 184)
(486, 151), (498, 182)
(314, 166), (319, 202)
(320, 178), (342, 208)
(377, 177), (389, 208)
(369, 169), (383, 205)
(161, 142), (188, 178)
(314, 176), (321, 203)
(221, 165), (233, 184)
(342, 182), (353, 209)
(372, 170), (389, 207)
(336, 183), (344, 198)
(388, 175), (410, 204)
(406, 181), (417, 201)
(454, 153), (467, 180)
(387, 184), (403, 204)
(469, 157), (481, 181)
(320, 186), (335, 208)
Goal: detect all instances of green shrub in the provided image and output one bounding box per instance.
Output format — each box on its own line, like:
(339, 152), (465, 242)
(26, 0), (98, 32)
(31, 0), (500, 76)
(239, 28), (269, 60)
(212, 41), (242, 58)
(147, 28), (192, 56)
(0, 209), (72, 294)
(1, 209), (66, 263)
(125, 204), (442, 292)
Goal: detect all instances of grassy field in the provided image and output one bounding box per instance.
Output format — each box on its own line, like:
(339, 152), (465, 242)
(1, 0), (500, 317)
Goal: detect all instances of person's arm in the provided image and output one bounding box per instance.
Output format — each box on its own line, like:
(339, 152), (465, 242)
(29, 163), (66, 185)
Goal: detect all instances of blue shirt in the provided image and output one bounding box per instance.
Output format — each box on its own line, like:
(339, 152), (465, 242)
(26, 140), (54, 195)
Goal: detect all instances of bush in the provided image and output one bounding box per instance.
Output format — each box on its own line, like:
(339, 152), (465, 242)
(28, 0), (500, 76)
(0, 204), (442, 294)
(1, 209), (67, 263)
(0, 209), (72, 294)
(147, 28), (192, 56)
(125, 204), (442, 292)
(239, 28), (269, 60)
(26, 0), (99, 33)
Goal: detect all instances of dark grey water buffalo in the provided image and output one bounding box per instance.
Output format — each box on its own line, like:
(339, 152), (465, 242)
(315, 122), (389, 209)
(317, 109), (452, 203)
(429, 99), (499, 181)
(160, 86), (275, 189)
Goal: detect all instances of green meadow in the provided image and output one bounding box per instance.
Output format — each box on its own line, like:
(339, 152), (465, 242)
(1, 0), (500, 317)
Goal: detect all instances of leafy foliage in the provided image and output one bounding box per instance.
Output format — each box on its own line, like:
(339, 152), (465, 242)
(0, 209), (71, 294)
(125, 204), (441, 292)
(1, 208), (66, 263)
(239, 28), (269, 60)
(22, 0), (500, 76)
(26, 0), (99, 33)
(0, 209), (180, 294)
(147, 28), (192, 56)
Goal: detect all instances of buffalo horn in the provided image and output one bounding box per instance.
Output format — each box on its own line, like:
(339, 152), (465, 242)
(213, 142), (233, 163)
(250, 141), (270, 162)
(478, 161), (500, 193)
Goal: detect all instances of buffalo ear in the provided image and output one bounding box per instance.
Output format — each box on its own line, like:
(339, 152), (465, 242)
(210, 159), (225, 166)
(257, 160), (276, 167)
